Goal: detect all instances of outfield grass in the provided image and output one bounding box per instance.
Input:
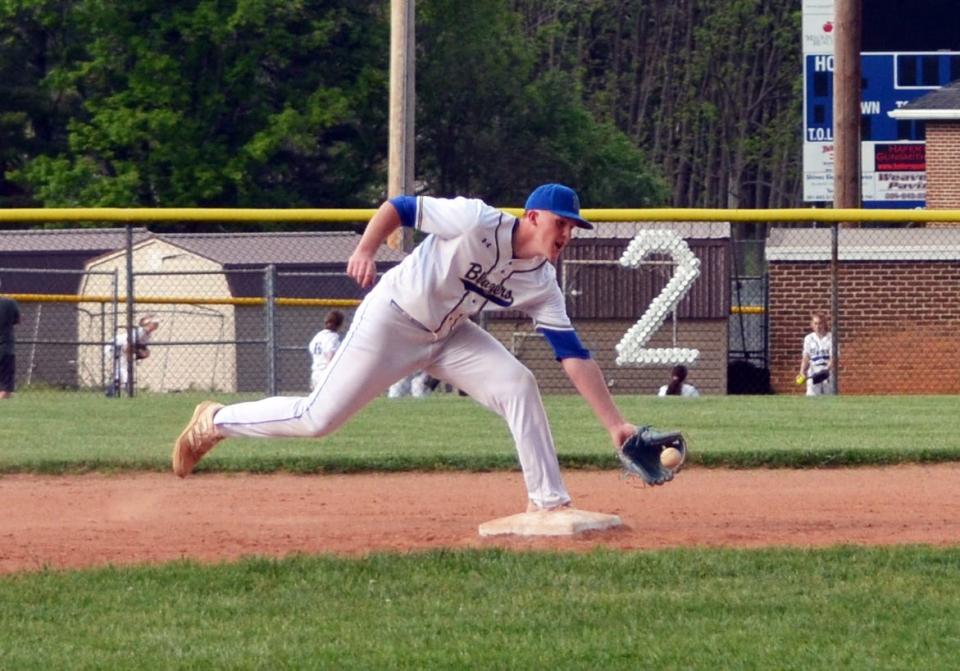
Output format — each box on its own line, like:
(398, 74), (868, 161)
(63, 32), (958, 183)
(3, 392), (959, 669)
(1, 391), (958, 474)
(1, 547), (959, 670)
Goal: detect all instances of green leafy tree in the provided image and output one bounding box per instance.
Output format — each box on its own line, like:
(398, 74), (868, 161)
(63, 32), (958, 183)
(12, 0), (390, 209)
(0, 0), (87, 207)
(513, 0), (802, 209)
(416, 0), (667, 207)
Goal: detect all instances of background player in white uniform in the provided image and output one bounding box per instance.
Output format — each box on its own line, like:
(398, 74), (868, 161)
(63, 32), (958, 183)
(388, 370), (434, 398)
(799, 312), (834, 396)
(107, 315), (159, 396)
(657, 365), (699, 397)
(308, 310), (344, 389)
(173, 183), (654, 512)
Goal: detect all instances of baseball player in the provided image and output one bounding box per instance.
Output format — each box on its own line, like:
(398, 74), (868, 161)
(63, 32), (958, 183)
(0, 291), (20, 400)
(799, 312), (834, 396)
(107, 315), (159, 396)
(308, 310), (344, 389)
(387, 370), (433, 398)
(173, 183), (655, 511)
(657, 365), (699, 397)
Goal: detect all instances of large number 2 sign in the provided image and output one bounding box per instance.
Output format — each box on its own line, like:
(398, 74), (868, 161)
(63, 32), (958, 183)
(615, 230), (701, 367)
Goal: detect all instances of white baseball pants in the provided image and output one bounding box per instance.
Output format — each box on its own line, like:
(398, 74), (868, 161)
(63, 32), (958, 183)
(214, 291), (571, 509)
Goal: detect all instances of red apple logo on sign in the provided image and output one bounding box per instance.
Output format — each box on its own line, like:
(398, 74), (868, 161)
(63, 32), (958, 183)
(823, 21), (833, 33)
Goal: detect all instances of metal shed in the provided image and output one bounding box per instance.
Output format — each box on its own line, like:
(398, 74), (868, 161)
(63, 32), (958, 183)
(1, 228), (405, 393)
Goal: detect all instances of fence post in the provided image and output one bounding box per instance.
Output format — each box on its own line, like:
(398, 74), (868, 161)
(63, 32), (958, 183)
(124, 224), (135, 397)
(831, 222), (840, 395)
(265, 264), (277, 396)
(107, 269), (119, 397)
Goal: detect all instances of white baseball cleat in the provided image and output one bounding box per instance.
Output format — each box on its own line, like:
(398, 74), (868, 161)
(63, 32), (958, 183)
(526, 501), (572, 513)
(172, 401), (225, 477)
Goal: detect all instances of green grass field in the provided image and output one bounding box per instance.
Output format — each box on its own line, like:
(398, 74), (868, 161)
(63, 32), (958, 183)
(2, 391), (959, 473)
(2, 548), (960, 669)
(2, 392), (960, 669)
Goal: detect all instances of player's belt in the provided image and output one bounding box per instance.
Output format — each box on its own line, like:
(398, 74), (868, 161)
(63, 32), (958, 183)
(389, 300), (432, 334)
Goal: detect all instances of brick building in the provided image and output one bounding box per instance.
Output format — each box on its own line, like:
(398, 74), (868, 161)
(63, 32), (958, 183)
(766, 228), (960, 394)
(890, 78), (960, 215)
(765, 80), (960, 395)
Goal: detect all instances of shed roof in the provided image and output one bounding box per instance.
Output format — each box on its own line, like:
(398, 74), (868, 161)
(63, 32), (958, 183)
(575, 221), (730, 240)
(889, 79), (960, 120)
(161, 231), (407, 265)
(1, 228), (407, 265)
(0, 227), (151, 252)
(765, 227), (960, 261)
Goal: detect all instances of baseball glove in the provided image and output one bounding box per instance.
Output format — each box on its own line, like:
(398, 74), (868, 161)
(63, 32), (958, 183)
(618, 426), (687, 486)
(809, 369), (830, 384)
(134, 344), (150, 360)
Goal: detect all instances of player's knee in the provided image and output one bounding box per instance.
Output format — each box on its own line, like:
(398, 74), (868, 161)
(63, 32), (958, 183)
(498, 364), (538, 398)
(306, 408), (357, 438)
(304, 415), (335, 438)
(516, 365), (537, 389)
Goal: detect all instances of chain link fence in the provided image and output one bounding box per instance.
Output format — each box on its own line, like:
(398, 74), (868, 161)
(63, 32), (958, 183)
(1, 218), (958, 398)
(766, 223), (960, 395)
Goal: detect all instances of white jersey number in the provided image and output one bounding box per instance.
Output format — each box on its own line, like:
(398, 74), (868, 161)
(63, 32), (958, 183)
(615, 231), (701, 366)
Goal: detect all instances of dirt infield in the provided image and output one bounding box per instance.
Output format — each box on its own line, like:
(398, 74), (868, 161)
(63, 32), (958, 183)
(3, 464), (960, 574)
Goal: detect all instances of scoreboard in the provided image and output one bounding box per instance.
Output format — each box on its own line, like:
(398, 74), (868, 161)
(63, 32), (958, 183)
(802, 0), (960, 207)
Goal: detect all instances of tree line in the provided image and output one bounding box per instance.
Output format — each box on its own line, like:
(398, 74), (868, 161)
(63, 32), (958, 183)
(1, 0), (801, 221)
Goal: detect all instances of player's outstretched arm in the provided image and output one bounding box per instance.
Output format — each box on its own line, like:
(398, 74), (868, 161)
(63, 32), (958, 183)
(347, 201), (402, 288)
(561, 357), (636, 449)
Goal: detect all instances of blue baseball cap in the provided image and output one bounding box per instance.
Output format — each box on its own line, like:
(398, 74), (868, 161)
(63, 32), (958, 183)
(524, 183), (593, 230)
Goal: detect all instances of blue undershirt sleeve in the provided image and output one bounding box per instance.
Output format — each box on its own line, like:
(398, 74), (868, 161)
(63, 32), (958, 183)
(538, 327), (591, 361)
(388, 195), (417, 228)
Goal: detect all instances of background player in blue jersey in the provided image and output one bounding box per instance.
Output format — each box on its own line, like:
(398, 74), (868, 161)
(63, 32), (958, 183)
(174, 184), (646, 512)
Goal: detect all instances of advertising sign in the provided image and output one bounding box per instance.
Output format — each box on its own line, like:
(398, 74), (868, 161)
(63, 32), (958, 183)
(801, 0), (958, 207)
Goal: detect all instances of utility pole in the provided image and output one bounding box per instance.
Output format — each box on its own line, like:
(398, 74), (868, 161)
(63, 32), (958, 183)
(830, 0), (862, 395)
(832, 0), (861, 212)
(387, 0), (415, 252)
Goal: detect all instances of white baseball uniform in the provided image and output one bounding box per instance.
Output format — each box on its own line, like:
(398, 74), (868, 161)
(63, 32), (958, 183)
(388, 371), (433, 398)
(308, 328), (342, 389)
(657, 383), (699, 397)
(107, 325), (153, 389)
(214, 195), (590, 509)
(803, 331), (833, 396)
(409, 371), (433, 397)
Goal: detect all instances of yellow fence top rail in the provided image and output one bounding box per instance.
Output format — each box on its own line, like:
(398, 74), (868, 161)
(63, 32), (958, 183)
(2, 207), (960, 223)
(5, 293), (361, 308)
(0, 208), (376, 223)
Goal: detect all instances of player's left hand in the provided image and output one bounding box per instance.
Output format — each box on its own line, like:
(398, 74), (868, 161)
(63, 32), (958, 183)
(609, 422), (637, 451)
(347, 250), (377, 289)
(618, 426), (687, 486)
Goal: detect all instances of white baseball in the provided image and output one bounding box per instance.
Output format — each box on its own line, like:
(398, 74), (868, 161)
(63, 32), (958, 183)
(660, 447), (683, 469)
